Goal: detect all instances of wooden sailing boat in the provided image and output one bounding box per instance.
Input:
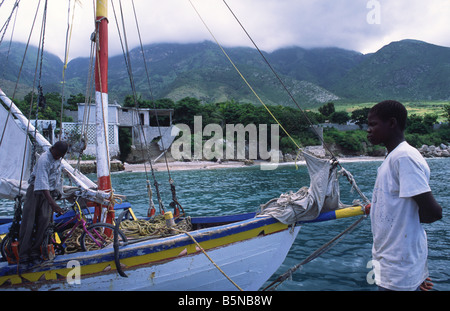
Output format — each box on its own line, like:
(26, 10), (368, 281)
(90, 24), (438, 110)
(0, 0), (369, 291)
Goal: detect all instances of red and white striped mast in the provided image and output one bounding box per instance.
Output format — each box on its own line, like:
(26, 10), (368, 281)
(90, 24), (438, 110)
(94, 0), (114, 224)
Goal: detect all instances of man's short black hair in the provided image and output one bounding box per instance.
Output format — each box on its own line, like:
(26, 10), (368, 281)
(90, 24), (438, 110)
(369, 100), (407, 131)
(52, 141), (69, 155)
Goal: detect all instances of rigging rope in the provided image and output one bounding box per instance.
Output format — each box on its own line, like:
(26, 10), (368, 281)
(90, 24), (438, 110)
(30, 0), (48, 170)
(188, 5), (371, 286)
(221, 0), (339, 163)
(0, 0), (48, 261)
(0, 0), (19, 80)
(173, 227), (243, 291)
(188, 0), (302, 153)
(0, 0), (20, 47)
(111, 0), (185, 217)
(129, 0), (173, 177)
(129, 0), (185, 217)
(262, 214), (367, 291)
(190, 0), (371, 206)
(17, 0), (47, 196)
(73, 29), (97, 173)
(59, 0), (78, 140)
(0, 0), (42, 148)
(110, 0), (164, 215)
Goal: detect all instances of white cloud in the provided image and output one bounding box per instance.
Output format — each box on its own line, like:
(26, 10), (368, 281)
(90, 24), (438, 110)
(1, 0), (450, 60)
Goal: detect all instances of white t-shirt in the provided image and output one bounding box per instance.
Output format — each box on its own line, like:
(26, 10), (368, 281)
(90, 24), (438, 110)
(28, 150), (62, 192)
(370, 141), (431, 291)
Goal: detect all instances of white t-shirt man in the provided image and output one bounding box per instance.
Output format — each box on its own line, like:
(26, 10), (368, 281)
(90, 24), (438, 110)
(28, 150), (62, 192)
(370, 141), (431, 291)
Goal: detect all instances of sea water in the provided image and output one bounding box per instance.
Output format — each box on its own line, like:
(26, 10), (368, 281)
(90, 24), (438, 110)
(1, 158), (448, 291)
(110, 158), (449, 291)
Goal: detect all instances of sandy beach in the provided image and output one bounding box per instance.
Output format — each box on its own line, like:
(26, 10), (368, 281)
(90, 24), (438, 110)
(122, 156), (385, 173)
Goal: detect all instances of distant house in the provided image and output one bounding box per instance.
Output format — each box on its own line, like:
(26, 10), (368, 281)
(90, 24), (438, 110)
(30, 120), (57, 145)
(61, 101), (177, 158)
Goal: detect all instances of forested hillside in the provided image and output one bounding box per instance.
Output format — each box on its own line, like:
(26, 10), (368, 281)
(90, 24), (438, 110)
(2, 39), (450, 106)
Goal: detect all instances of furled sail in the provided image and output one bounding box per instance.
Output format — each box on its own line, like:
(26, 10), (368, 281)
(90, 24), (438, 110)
(0, 88), (119, 206)
(0, 102), (32, 200)
(258, 152), (341, 224)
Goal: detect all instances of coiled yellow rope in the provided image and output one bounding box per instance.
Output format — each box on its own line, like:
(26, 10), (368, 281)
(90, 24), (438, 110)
(118, 215), (192, 238)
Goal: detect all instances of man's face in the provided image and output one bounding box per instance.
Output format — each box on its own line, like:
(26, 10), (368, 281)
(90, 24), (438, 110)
(367, 113), (391, 146)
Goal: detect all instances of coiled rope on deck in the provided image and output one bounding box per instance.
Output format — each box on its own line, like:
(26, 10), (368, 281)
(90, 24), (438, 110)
(118, 215), (192, 238)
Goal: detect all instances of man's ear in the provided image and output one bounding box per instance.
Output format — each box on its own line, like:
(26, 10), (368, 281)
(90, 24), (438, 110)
(388, 117), (398, 129)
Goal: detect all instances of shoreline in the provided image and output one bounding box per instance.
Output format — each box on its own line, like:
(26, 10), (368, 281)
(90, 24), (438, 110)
(122, 156), (386, 173)
(68, 154), (447, 174)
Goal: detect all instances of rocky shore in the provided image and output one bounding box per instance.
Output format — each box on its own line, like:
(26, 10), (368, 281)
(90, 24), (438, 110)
(418, 144), (450, 158)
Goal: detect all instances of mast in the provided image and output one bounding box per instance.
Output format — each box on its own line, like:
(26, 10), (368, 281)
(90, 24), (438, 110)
(94, 0), (114, 223)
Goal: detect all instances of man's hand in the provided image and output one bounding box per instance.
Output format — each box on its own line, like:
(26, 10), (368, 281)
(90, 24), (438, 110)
(51, 203), (65, 216)
(420, 277), (434, 291)
(43, 190), (65, 215)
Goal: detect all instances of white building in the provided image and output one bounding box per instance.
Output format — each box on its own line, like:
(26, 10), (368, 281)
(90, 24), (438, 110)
(61, 102), (176, 158)
(30, 120), (57, 145)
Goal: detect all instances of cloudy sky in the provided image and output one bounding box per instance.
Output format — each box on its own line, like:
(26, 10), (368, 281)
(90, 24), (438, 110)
(1, 0), (450, 61)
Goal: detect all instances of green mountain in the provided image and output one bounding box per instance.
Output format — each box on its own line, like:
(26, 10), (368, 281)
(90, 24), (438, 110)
(0, 42), (64, 99)
(104, 41), (343, 107)
(1, 39), (450, 107)
(333, 40), (450, 101)
(267, 46), (365, 90)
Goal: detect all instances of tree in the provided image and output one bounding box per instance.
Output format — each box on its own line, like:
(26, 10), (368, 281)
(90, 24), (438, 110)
(153, 98), (175, 109)
(173, 97), (203, 129)
(123, 94), (145, 108)
(423, 114), (438, 128)
(351, 107), (371, 126)
(318, 102), (335, 117)
(443, 104), (450, 123)
(19, 91), (72, 126)
(406, 114), (430, 135)
(330, 111), (350, 124)
(67, 93), (86, 111)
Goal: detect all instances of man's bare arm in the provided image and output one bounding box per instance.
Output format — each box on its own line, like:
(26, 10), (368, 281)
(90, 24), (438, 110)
(413, 192), (442, 224)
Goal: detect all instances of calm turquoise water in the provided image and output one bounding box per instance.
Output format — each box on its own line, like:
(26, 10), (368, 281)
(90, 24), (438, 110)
(110, 158), (449, 291)
(1, 158), (448, 291)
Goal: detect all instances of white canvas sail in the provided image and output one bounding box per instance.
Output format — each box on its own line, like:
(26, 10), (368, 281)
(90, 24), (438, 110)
(0, 88), (116, 206)
(0, 101), (32, 200)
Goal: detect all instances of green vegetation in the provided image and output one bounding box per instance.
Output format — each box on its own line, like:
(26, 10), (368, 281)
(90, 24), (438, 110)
(443, 104), (450, 123)
(324, 102), (449, 151)
(323, 128), (384, 155)
(332, 101), (449, 122)
(9, 90), (448, 157)
(405, 113), (450, 148)
(13, 91), (74, 128)
(123, 98), (450, 155)
(123, 96), (323, 153)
